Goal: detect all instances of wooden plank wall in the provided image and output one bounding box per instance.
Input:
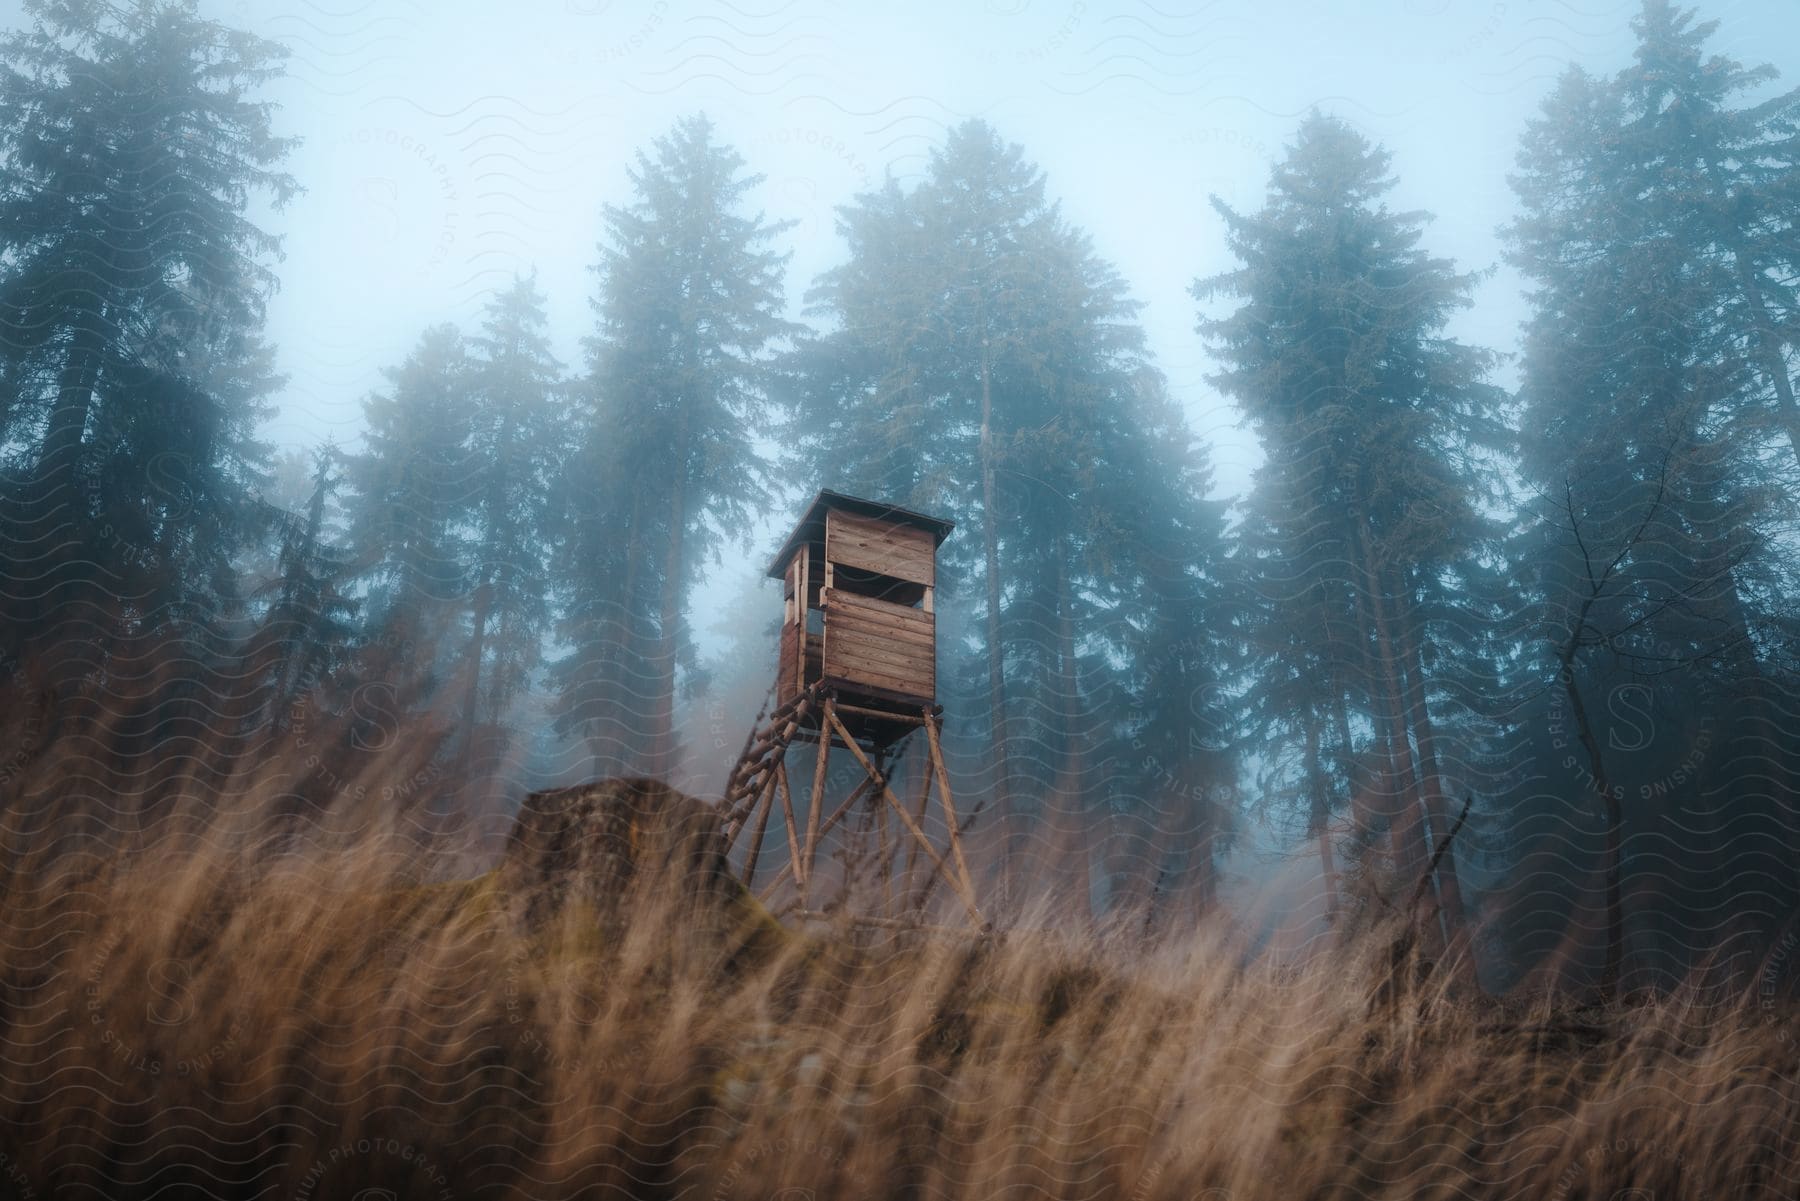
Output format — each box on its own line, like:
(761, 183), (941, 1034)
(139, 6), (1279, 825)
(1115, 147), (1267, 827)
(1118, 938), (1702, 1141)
(821, 587), (935, 703)
(777, 608), (799, 703)
(825, 510), (935, 587)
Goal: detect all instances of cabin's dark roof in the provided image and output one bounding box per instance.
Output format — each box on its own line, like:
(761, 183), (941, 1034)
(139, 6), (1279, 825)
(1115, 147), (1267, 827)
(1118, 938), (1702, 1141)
(766, 489), (955, 578)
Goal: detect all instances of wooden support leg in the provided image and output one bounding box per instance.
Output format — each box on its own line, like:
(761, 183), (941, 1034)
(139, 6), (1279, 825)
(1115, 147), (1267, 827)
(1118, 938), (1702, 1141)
(926, 711), (979, 909)
(758, 773), (878, 902)
(826, 707), (981, 923)
(740, 770), (778, 886)
(876, 778), (892, 914)
(904, 754), (933, 892)
(776, 761), (803, 889)
(801, 698), (831, 897)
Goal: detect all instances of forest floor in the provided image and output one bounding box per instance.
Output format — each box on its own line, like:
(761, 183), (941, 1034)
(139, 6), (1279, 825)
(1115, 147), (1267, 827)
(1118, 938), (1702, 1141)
(0, 791), (1796, 1201)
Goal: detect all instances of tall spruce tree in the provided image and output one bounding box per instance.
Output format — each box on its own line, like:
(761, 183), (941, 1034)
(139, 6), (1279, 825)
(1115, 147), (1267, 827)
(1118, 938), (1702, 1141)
(785, 129), (1054, 880)
(342, 324), (476, 708)
(1196, 113), (1508, 944)
(788, 120), (1238, 917)
(0, 0), (296, 684)
(547, 384), (647, 776)
(461, 274), (562, 755)
(552, 115), (794, 779)
(240, 446), (358, 735)
(1104, 380), (1240, 921)
(1500, 0), (1800, 993)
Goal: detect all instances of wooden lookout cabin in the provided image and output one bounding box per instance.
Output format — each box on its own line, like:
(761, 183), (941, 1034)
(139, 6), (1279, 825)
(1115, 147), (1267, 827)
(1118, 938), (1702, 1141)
(722, 490), (981, 924)
(770, 490), (953, 744)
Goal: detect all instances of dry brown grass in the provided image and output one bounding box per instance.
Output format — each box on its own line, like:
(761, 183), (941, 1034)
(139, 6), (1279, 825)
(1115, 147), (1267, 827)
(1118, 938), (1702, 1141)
(0, 782), (1796, 1201)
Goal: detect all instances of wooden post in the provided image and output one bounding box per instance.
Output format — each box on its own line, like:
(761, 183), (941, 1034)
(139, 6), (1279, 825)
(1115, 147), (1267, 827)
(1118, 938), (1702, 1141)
(758, 773), (879, 902)
(801, 697), (832, 894)
(875, 780), (890, 913)
(904, 754), (934, 887)
(794, 550), (809, 691)
(926, 710), (978, 910)
(723, 698), (981, 924)
(741, 769), (778, 885)
(826, 707), (980, 922)
(776, 761), (803, 889)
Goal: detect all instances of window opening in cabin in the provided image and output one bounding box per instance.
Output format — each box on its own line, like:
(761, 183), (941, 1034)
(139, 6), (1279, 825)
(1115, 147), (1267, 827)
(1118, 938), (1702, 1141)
(831, 563), (925, 609)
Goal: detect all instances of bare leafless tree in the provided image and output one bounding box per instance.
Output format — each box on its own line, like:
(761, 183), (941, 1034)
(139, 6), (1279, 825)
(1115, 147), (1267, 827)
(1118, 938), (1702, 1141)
(1542, 445), (1754, 998)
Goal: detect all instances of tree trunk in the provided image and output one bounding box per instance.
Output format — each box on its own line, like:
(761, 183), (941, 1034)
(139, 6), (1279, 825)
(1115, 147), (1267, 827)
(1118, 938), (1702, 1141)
(270, 468), (333, 732)
(652, 412), (690, 782)
(1050, 527), (1090, 922)
(1391, 565), (1469, 956)
(1333, 688), (1375, 844)
(39, 312), (105, 482)
(594, 481), (645, 778)
(37, 315), (107, 694)
(1372, 630), (1427, 879)
(978, 325), (1015, 904)
(463, 575), (491, 756)
(1557, 647), (1622, 998)
(1352, 517), (1430, 890)
(1305, 712), (1337, 925)
(620, 487), (649, 771)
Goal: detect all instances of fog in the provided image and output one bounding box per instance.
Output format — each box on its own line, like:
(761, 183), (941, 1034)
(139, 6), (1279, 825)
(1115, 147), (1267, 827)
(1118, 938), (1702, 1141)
(241, 0), (1794, 521)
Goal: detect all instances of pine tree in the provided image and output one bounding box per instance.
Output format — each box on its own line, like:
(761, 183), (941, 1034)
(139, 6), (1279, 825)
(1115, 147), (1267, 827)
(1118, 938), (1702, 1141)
(1104, 381), (1239, 922)
(1501, 0), (1800, 993)
(552, 115), (794, 779)
(342, 324), (476, 708)
(547, 394), (645, 775)
(461, 273), (563, 760)
(1196, 113), (1508, 943)
(789, 120), (1238, 917)
(241, 446), (358, 735)
(0, 0), (296, 683)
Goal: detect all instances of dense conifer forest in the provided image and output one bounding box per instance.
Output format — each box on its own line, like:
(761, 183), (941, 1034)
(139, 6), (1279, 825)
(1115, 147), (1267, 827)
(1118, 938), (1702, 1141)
(1, 3), (1799, 1197)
